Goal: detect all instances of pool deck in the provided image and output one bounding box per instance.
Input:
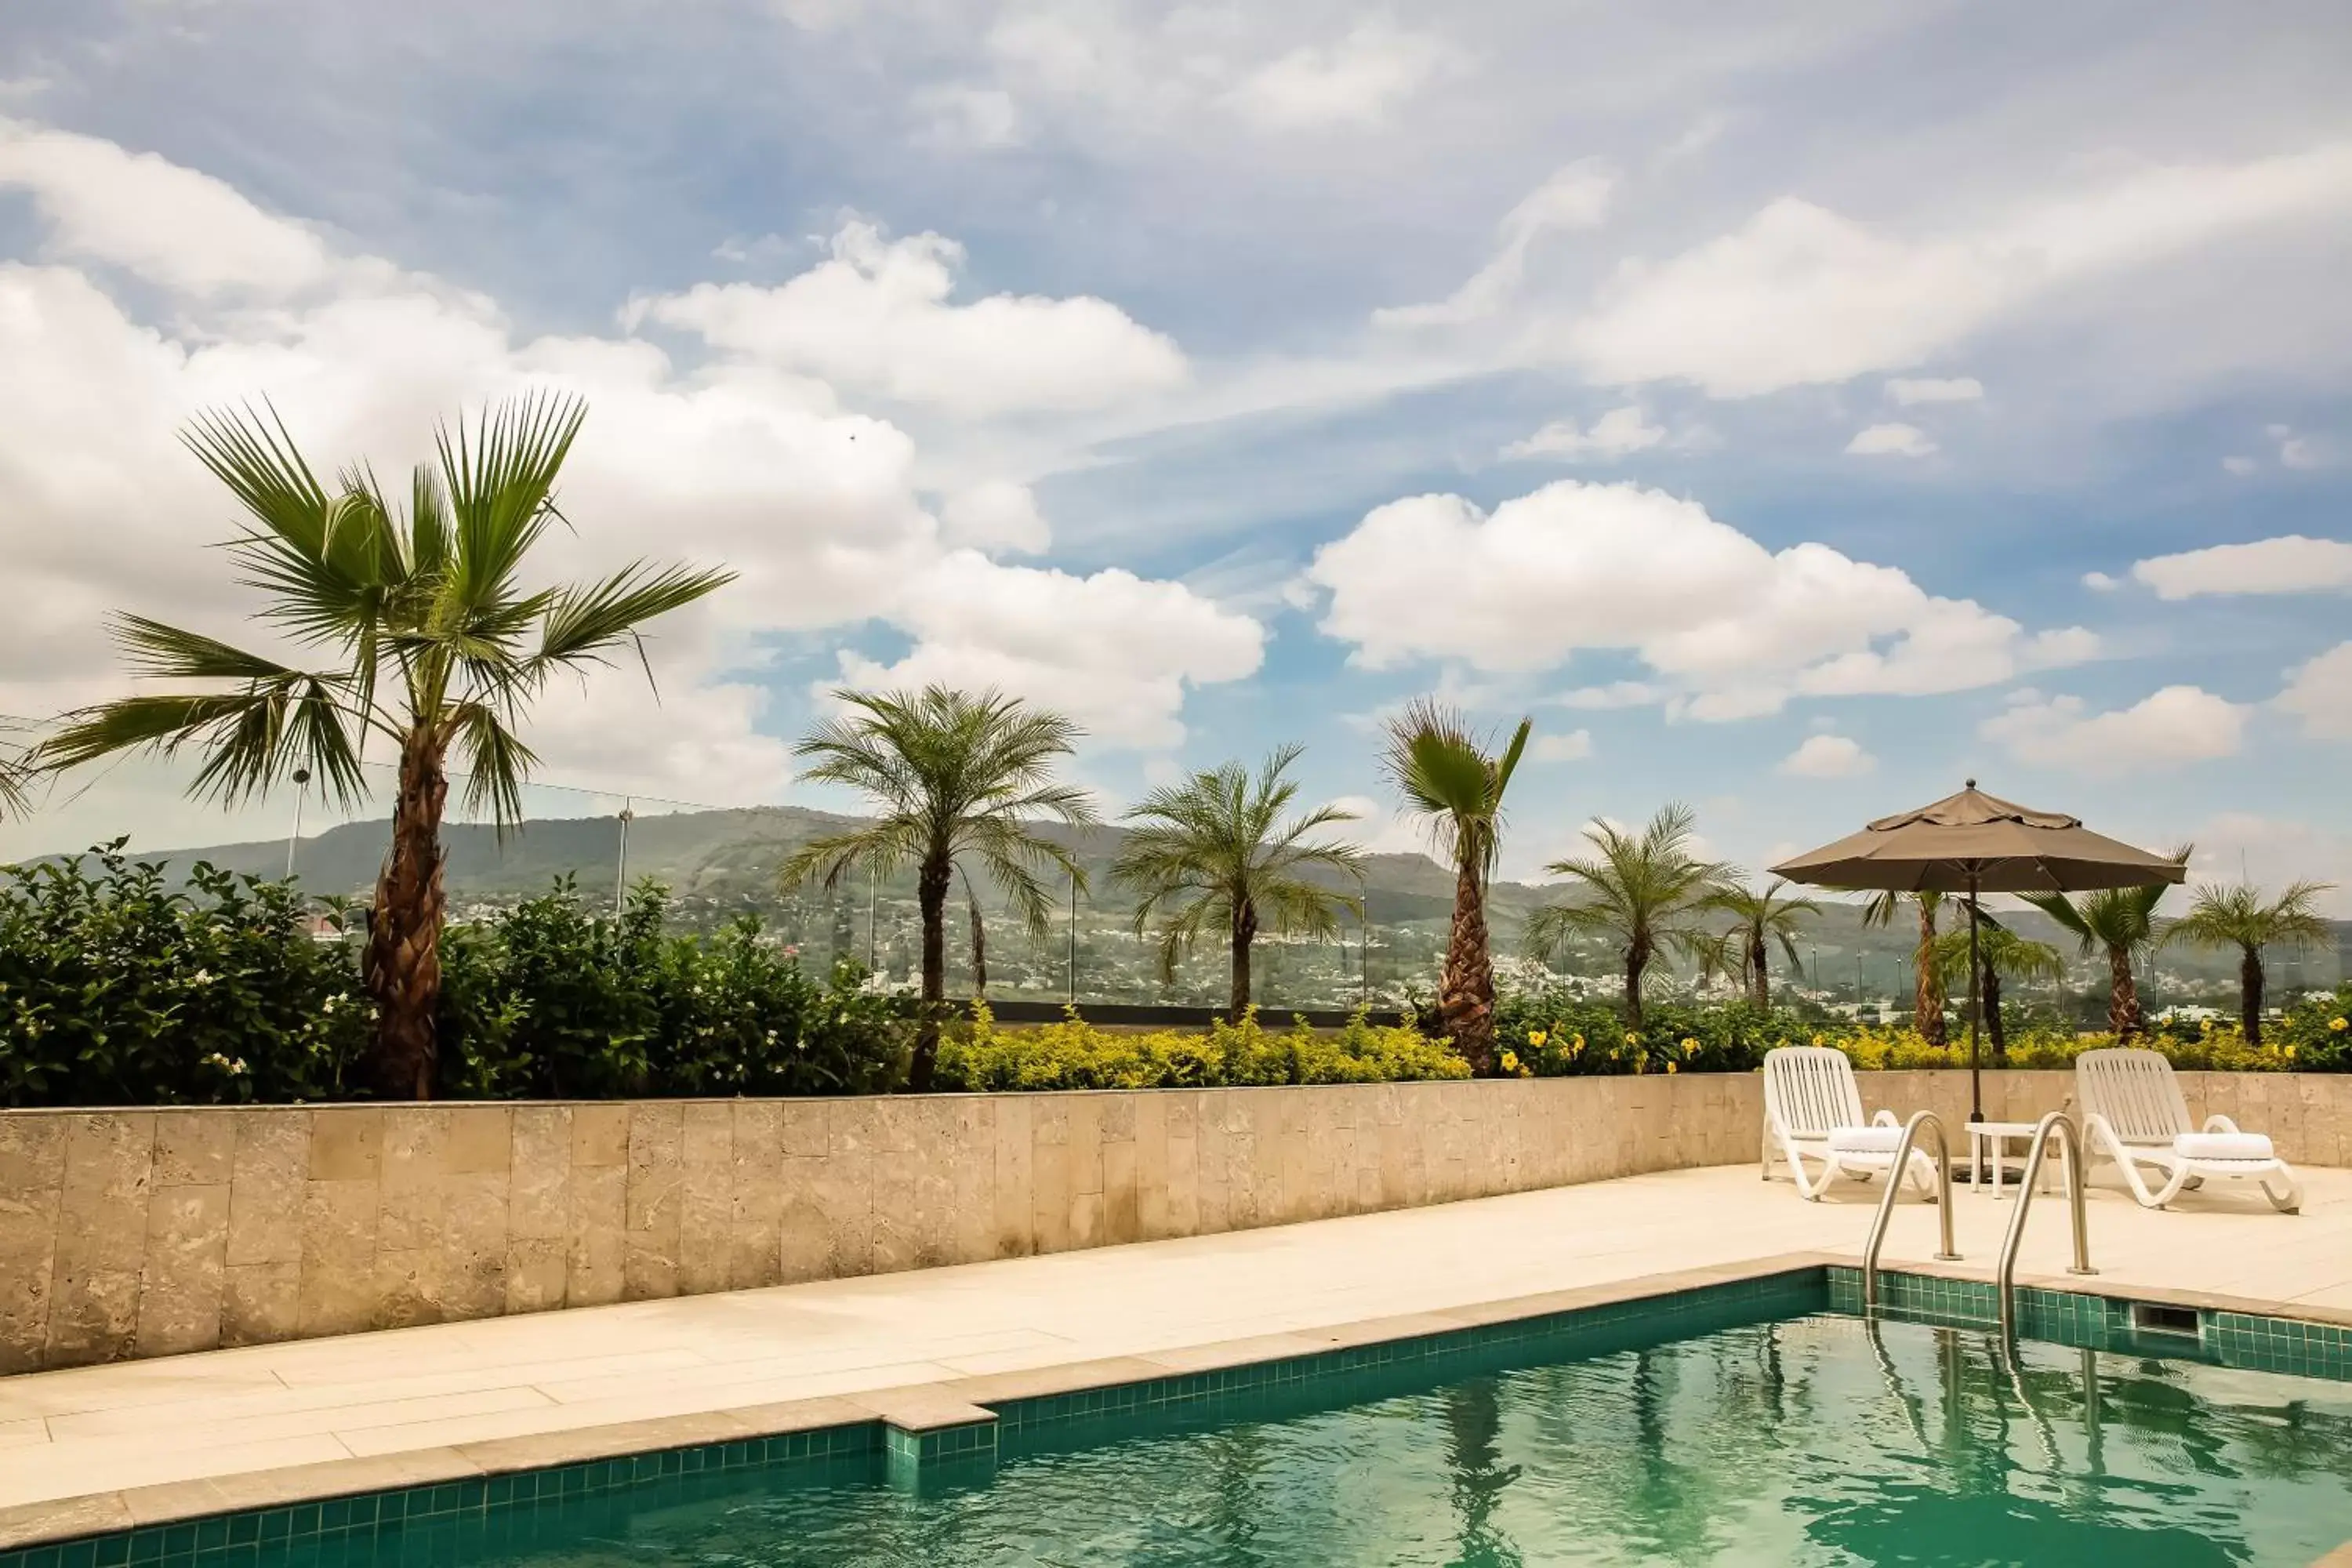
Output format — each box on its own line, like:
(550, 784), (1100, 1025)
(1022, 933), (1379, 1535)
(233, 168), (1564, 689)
(4, 1160), (2348, 1547)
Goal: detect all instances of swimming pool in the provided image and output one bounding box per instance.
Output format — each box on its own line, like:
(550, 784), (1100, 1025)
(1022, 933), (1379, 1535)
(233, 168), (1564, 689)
(13, 1274), (2352, 1567)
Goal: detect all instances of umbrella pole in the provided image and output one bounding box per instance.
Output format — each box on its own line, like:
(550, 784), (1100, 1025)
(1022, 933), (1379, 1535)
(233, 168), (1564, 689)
(1966, 866), (1984, 1124)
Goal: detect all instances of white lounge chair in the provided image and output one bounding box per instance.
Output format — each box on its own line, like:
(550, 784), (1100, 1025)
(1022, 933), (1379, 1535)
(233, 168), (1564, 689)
(2076, 1047), (2302, 1213)
(1762, 1046), (1940, 1202)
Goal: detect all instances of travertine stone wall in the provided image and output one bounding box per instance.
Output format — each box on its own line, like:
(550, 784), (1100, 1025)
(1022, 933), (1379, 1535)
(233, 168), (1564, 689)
(1, 1070), (2344, 1372)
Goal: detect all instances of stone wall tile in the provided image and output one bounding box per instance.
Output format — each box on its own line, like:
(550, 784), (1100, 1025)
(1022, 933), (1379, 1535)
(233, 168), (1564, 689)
(779, 1102), (827, 1160)
(508, 1107), (572, 1242)
(1101, 1136), (1139, 1244)
(296, 1178), (379, 1337)
(504, 1236), (568, 1315)
(226, 1110), (307, 1268)
(1133, 1094), (1169, 1240)
(729, 1101), (784, 1290)
(307, 1108), (382, 1182)
(153, 1112), (234, 1187)
(376, 1108), (448, 1254)
(622, 1102), (684, 1300)
(43, 1268), (142, 1366)
(134, 1181), (229, 1357)
(678, 1102), (734, 1296)
(443, 1107), (514, 1176)
(0, 1114), (67, 1373)
(990, 1096), (1033, 1258)
(571, 1104), (630, 1168)
(567, 1163), (626, 1307)
(438, 1171), (510, 1319)
(949, 1098), (996, 1265)
(220, 1259), (300, 1346)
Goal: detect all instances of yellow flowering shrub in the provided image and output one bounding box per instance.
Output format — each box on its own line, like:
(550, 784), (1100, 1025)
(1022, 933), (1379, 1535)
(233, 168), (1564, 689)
(934, 1004), (1471, 1091)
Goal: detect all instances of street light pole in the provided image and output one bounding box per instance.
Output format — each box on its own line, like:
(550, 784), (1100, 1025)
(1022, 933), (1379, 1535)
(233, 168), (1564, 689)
(285, 768), (311, 880)
(614, 800), (634, 915)
(1066, 871), (1079, 1004)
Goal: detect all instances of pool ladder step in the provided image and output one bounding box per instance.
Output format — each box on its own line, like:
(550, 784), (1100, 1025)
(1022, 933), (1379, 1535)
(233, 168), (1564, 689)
(1859, 1109), (2096, 1341)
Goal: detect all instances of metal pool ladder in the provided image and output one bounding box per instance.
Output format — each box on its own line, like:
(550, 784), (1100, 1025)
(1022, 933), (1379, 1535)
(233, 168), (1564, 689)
(1861, 1110), (1960, 1313)
(1995, 1110), (2097, 1341)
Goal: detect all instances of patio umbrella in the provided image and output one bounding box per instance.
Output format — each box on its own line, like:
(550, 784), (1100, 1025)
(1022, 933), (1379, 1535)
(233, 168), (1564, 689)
(1768, 781), (2183, 1124)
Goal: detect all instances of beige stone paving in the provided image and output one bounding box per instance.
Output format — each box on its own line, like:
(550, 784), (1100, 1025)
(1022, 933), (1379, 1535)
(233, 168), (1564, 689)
(0, 1160), (2346, 1529)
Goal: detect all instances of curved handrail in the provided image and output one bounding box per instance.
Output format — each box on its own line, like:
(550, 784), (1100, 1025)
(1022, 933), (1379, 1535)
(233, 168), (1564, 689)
(1862, 1109), (1959, 1312)
(1997, 1109), (2097, 1341)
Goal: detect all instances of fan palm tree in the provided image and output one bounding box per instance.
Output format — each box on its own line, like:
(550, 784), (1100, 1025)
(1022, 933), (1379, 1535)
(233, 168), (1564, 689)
(781, 686), (1094, 1090)
(37, 394), (728, 1098)
(1110, 745), (1364, 1020)
(1862, 890), (1949, 1046)
(2160, 880), (2335, 1047)
(1378, 701), (1530, 1073)
(1529, 803), (1731, 1029)
(2021, 850), (2189, 1040)
(1700, 879), (1820, 1010)
(1929, 920), (2063, 1064)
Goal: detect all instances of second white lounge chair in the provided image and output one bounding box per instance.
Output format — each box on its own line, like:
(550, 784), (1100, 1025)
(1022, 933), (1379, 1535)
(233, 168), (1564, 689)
(2076, 1047), (2302, 1213)
(1762, 1045), (1940, 1202)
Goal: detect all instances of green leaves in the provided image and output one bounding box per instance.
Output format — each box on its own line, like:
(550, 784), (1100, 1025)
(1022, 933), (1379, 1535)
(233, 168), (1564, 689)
(1111, 746), (1365, 984)
(41, 393), (731, 836)
(1377, 700), (1531, 877)
(780, 686), (1097, 943)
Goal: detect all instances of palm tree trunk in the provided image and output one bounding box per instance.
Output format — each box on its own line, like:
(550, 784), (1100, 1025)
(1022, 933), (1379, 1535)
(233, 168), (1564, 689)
(1440, 858), (1496, 1073)
(1915, 902), (1947, 1046)
(1624, 933), (1651, 1030)
(911, 851), (952, 1091)
(2240, 946), (2264, 1047)
(1984, 965), (2006, 1065)
(1748, 928), (1770, 1010)
(1228, 899), (1258, 1023)
(2105, 942), (2142, 1039)
(365, 726), (448, 1100)
(967, 887), (987, 998)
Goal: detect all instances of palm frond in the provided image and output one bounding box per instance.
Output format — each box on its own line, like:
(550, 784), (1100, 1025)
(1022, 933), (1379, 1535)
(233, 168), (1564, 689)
(531, 561), (736, 683)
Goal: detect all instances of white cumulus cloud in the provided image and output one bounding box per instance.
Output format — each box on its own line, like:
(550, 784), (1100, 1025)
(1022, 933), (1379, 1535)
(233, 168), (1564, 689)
(939, 479), (1051, 554)
(1501, 405), (1664, 462)
(1885, 376), (1984, 405)
(2129, 535), (2352, 598)
(2276, 641), (2352, 740)
(0, 118), (333, 297)
(1845, 422), (1936, 457)
(1375, 159), (1613, 329)
(1301, 480), (2096, 719)
(1979, 686), (2245, 774)
(631, 219), (1188, 416)
(1777, 734), (1875, 778)
(1563, 144), (2352, 396)
(834, 554), (1264, 750)
(1529, 728), (1594, 763)
(1226, 23), (1454, 131)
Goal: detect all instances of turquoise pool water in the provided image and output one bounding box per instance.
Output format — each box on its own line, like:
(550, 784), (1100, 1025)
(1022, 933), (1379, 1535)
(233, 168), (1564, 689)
(290, 1312), (2352, 1568)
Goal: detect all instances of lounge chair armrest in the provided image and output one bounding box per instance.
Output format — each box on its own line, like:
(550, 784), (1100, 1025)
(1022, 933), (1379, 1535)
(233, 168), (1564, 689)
(2201, 1114), (2241, 1134)
(2081, 1112), (2125, 1157)
(1871, 1109), (1899, 1127)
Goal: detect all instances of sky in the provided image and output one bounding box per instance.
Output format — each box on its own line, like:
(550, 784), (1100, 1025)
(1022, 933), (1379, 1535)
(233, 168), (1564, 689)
(1, 0), (2349, 905)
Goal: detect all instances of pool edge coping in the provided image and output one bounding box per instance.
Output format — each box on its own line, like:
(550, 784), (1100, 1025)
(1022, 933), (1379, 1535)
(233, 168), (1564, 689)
(5, 1245), (2350, 1554)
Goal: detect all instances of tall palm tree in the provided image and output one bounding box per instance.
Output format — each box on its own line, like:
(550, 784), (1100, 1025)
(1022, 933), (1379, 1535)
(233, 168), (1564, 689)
(37, 394), (728, 1098)
(2021, 850), (2189, 1039)
(1862, 890), (1949, 1046)
(1930, 920), (2063, 1064)
(2161, 880), (2335, 1047)
(781, 686), (1094, 1090)
(1379, 701), (1530, 1073)
(1110, 745), (1364, 1020)
(1700, 879), (1819, 1010)
(1530, 803), (1730, 1029)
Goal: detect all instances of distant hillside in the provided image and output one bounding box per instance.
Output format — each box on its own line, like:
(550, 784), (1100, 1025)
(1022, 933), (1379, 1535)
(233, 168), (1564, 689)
(24, 807), (2347, 1005)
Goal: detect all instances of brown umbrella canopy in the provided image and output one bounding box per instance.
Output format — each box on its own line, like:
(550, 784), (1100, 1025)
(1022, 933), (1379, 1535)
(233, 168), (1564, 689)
(1769, 782), (2184, 894)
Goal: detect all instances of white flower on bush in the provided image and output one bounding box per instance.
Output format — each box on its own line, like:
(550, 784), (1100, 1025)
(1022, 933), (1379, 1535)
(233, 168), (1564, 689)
(190, 970), (214, 986)
(201, 1051), (249, 1074)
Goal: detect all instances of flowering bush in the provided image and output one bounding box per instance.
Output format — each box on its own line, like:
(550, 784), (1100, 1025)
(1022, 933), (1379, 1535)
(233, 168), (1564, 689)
(933, 1004), (1469, 1091)
(1490, 982), (2336, 1077)
(0, 843), (369, 1107)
